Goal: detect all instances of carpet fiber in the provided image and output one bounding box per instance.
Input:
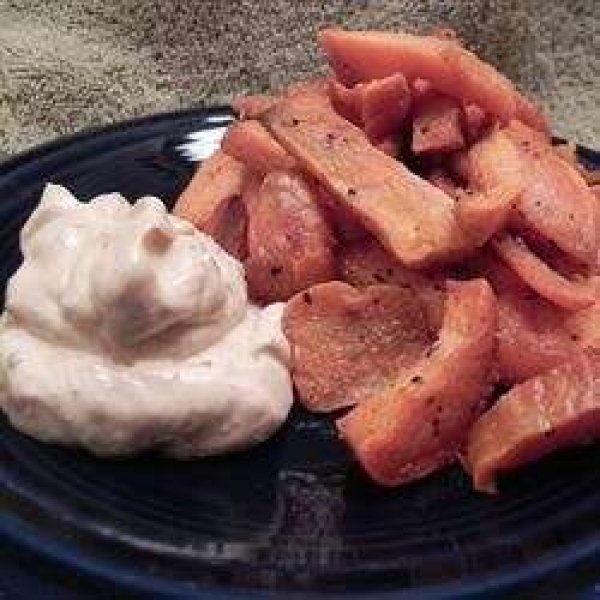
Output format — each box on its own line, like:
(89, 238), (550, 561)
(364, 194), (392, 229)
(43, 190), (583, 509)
(0, 1), (597, 156)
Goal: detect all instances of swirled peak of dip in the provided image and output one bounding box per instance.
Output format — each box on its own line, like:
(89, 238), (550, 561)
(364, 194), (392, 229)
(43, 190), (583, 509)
(0, 184), (293, 457)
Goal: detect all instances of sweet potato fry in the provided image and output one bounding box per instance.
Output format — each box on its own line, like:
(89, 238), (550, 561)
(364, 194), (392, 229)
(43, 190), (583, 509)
(312, 181), (369, 242)
(564, 277), (600, 351)
(450, 126), (525, 190)
(328, 74), (411, 141)
(231, 77), (330, 120)
(263, 96), (467, 267)
(173, 150), (248, 258)
(231, 94), (278, 119)
(493, 234), (595, 311)
(496, 284), (582, 384)
(464, 249), (584, 383)
(455, 123), (599, 266)
(412, 93), (465, 154)
(283, 282), (433, 412)
(221, 120), (296, 173)
(455, 184), (521, 248)
(338, 237), (446, 332)
(337, 279), (497, 486)
(209, 194), (247, 260)
(466, 353), (600, 493)
(507, 122), (598, 266)
(318, 28), (538, 127)
(244, 170), (336, 303)
(360, 74), (411, 141)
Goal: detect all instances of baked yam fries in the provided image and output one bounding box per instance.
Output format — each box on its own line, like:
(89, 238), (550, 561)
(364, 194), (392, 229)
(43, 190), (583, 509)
(174, 27), (600, 493)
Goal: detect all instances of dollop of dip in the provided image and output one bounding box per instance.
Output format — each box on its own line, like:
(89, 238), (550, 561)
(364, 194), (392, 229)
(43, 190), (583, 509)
(0, 184), (293, 457)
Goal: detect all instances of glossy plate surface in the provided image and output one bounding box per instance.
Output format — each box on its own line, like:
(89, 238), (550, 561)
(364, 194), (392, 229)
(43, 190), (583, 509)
(0, 109), (599, 599)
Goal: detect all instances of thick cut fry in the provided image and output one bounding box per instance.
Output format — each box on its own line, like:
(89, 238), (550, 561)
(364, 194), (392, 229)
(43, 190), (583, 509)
(221, 120), (296, 173)
(564, 277), (600, 351)
(493, 235), (595, 311)
(283, 282), (433, 412)
(338, 237), (446, 332)
(466, 353), (600, 493)
(231, 94), (278, 119)
(173, 151), (245, 226)
(450, 127), (524, 190)
(173, 150), (248, 258)
(263, 96), (467, 267)
(507, 122), (599, 266)
(495, 281), (582, 384)
(455, 184), (520, 247)
(328, 74), (411, 141)
(318, 28), (545, 128)
(209, 194), (247, 260)
(244, 171), (336, 303)
(231, 77), (330, 120)
(360, 74), (411, 141)
(314, 182), (369, 242)
(456, 124), (599, 266)
(337, 279), (497, 486)
(467, 250), (583, 384)
(412, 93), (465, 154)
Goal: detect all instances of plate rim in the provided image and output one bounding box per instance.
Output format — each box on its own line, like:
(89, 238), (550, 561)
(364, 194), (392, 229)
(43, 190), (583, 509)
(0, 109), (598, 599)
(0, 105), (232, 177)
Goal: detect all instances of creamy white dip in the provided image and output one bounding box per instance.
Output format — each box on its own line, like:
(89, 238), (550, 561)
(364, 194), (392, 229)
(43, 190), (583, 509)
(0, 184), (293, 457)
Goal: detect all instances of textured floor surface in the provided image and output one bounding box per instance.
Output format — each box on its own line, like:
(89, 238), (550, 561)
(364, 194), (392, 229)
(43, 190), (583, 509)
(0, 0), (598, 155)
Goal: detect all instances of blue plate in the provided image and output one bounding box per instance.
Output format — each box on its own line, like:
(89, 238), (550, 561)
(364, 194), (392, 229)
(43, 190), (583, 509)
(0, 109), (599, 599)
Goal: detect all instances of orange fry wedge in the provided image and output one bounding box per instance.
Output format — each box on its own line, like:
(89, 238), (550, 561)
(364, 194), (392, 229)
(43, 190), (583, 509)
(493, 234), (595, 311)
(456, 123), (599, 267)
(338, 237), (446, 332)
(318, 28), (542, 128)
(221, 120), (296, 173)
(284, 282), (432, 412)
(455, 184), (521, 248)
(496, 282), (583, 384)
(263, 96), (467, 267)
(337, 278), (497, 486)
(412, 93), (465, 154)
(173, 150), (248, 258)
(466, 353), (600, 492)
(244, 170), (336, 303)
(564, 277), (600, 352)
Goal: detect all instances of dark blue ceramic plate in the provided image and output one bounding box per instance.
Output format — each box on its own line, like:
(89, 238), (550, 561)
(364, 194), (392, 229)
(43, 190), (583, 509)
(0, 109), (599, 600)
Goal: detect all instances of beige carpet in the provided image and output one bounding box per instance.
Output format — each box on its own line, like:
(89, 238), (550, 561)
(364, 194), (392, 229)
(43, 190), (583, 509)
(0, 1), (598, 157)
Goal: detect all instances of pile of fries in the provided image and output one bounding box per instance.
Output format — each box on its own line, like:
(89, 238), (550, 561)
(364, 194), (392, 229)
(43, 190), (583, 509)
(174, 28), (600, 493)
